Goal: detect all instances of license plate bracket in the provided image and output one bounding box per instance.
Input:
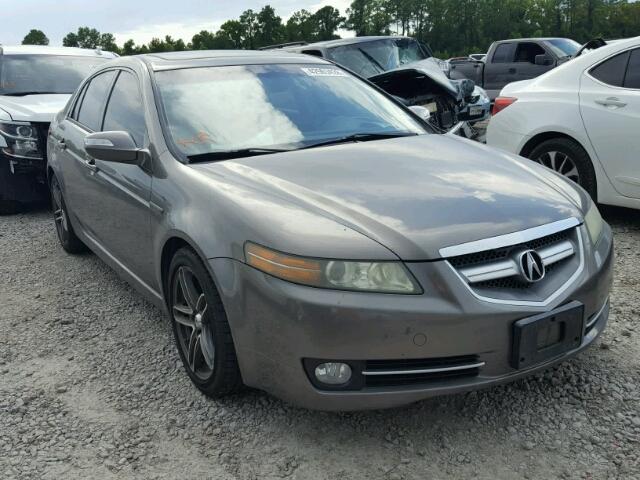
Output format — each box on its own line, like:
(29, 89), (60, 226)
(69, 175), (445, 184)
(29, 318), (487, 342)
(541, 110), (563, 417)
(511, 301), (584, 369)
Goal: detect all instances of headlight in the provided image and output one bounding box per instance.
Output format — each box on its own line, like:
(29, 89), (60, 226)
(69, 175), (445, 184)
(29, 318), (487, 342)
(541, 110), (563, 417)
(584, 201), (604, 244)
(245, 243), (422, 294)
(0, 121), (43, 160)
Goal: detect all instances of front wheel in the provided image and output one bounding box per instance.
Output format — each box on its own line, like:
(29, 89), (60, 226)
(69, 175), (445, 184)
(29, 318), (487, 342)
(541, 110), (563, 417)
(527, 138), (597, 200)
(168, 248), (243, 397)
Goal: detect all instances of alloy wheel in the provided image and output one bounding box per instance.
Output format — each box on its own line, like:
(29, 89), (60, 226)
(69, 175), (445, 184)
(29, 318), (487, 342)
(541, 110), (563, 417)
(172, 266), (216, 380)
(51, 179), (69, 240)
(535, 150), (581, 184)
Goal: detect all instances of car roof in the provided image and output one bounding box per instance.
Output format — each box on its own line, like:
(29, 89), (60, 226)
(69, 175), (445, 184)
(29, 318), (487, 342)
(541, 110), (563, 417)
(140, 49), (332, 71)
(292, 36), (413, 50)
(0, 45), (118, 58)
(495, 37), (574, 43)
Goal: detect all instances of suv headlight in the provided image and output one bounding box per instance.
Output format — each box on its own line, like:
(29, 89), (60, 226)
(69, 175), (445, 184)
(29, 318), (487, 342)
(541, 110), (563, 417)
(245, 243), (422, 294)
(0, 121), (43, 160)
(584, 201), (604, 244)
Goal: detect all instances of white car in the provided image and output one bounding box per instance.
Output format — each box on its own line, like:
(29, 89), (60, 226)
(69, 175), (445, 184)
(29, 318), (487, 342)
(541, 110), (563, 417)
(487, 36), (640, 210)
(0, 46), (116, 214)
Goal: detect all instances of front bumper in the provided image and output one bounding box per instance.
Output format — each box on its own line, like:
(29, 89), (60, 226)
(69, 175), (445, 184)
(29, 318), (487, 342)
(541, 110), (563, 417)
(0, 151), (48, 205)
(211, 225), (614, 411)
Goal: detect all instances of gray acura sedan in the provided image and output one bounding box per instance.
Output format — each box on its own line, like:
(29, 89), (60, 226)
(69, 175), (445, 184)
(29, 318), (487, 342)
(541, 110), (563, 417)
(47, 51), (613, 411)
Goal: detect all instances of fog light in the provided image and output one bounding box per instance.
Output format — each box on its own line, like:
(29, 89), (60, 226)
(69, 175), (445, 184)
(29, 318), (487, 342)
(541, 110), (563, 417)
(314, 362), (352, 385)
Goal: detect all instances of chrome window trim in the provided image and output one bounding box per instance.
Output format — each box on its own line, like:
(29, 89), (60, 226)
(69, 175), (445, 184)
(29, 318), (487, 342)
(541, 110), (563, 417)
(362, 362), (485, 376)
(439, 217), (581, 258)
(446, 226), (585, 307)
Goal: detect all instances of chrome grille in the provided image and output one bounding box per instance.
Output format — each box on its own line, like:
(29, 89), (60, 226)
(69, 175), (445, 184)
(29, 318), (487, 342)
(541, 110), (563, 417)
(447, 227), (576, 290)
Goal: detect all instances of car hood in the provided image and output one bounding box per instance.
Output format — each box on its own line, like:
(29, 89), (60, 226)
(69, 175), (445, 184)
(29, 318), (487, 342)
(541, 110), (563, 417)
(369, 58), (459, 98)
(195, 135), (583, 260)
(0, 94), (70, 122)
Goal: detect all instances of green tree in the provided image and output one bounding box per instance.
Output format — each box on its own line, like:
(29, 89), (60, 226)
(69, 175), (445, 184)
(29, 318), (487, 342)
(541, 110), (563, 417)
(239, 9), (259, 48)
(313, 6), (345, 40)
(216, 20), (246, 48)
(256, 5), (286, 47)
(286, 9), (315, 41)
(22, 29), (49, 45)
(63, 27), (101, 48)
(191, 30), (217, 50)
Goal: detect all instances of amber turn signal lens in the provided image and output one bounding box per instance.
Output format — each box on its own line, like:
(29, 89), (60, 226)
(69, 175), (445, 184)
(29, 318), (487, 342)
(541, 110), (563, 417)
(245, 243), (322, 285)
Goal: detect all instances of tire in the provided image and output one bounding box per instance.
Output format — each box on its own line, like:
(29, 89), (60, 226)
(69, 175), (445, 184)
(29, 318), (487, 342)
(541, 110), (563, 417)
(50, 175), (87, 254)
(168, 247), (243, 397)
(0, 200), (21, 215)
(527, 138), (597, 200)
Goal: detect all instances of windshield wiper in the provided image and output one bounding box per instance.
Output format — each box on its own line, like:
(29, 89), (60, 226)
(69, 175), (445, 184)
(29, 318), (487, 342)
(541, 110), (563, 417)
(357, 48), (387, 73)
(300, 132), (418, 150)
(1, 91), (64, 96)
(187, 147), (292, 162)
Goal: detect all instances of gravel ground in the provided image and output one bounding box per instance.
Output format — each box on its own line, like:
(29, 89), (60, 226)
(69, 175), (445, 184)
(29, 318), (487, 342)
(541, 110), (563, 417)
(0, 206), (639, 480)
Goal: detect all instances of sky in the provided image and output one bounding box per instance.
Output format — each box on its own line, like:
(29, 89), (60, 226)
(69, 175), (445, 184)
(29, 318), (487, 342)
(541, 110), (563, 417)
(0, 0), (353, 47)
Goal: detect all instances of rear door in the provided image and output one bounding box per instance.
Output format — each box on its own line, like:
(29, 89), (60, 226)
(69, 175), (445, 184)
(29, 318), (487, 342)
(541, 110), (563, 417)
(580, 48), (640, 199)
(484, 42), (516, 97)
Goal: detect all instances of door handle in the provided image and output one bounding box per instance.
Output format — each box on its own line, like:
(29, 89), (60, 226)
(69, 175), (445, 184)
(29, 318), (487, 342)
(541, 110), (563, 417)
(85, 158), (98, 173)
(595, 97), (627, 108)
(57, 139), (67, 150)
(508, 68), (516, 74)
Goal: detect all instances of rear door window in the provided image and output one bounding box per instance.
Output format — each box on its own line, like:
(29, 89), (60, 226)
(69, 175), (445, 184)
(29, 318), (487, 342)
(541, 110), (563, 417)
(492, 43), (514, 63)
(76, 70), (116, 131)
(589, 51), (630, 87)
(623, 49), (640, 89)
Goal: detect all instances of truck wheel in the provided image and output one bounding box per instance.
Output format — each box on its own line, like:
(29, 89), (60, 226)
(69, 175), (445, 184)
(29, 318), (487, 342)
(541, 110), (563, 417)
(50, 175), (87, 254)
(0, 200), (21, 215)
(527, 138), (597, 200)
(168, 247), (243, 397)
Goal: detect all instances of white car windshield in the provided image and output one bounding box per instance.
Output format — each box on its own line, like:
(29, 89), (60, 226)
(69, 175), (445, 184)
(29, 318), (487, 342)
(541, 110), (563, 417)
(327, 39), (431, 77)
(155, 63), (427, 160)
(0, 55), (109, 95)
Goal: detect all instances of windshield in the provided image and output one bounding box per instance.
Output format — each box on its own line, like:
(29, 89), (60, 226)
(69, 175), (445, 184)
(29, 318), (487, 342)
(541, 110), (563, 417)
(327, 38), (431, 77)
(0, 55), (109, 95)
(155, 64), (426, 159)
(546, 39), (581, 57)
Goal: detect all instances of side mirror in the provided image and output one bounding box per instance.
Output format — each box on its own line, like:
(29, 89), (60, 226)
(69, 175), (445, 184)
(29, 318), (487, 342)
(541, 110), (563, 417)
(84, 131), (140, 164)
(409, 105), (431, 123)
(535, 54), (553, 66)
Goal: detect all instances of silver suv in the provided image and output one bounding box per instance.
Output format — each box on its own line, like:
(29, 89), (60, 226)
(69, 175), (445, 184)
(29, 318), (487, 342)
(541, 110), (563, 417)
(0, 46), (116, 214)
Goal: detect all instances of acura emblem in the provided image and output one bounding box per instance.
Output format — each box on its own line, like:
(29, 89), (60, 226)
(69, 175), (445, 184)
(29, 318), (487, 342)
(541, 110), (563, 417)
(518, 249), (545, 283)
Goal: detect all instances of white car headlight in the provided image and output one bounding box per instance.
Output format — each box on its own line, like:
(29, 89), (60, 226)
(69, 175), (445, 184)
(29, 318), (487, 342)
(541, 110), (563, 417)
(0, 121), (43, 160)
(584, 201), (604, 244)
(245, 243), (421, 294)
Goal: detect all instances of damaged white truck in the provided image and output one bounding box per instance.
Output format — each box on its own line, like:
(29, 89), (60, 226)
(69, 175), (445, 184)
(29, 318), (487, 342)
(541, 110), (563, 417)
(0, 46), (116, 214)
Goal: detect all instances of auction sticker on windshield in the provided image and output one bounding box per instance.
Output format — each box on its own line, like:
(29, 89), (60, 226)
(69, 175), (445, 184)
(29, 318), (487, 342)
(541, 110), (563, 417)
(301, 67), (348, 77)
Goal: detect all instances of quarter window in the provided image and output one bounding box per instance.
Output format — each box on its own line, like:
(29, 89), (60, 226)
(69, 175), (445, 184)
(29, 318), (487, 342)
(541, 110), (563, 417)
(76, 71), (116, 131)
(103, 71), (147, 147)
(589, 51), (630, 87)
(623, 49), (640, 89)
